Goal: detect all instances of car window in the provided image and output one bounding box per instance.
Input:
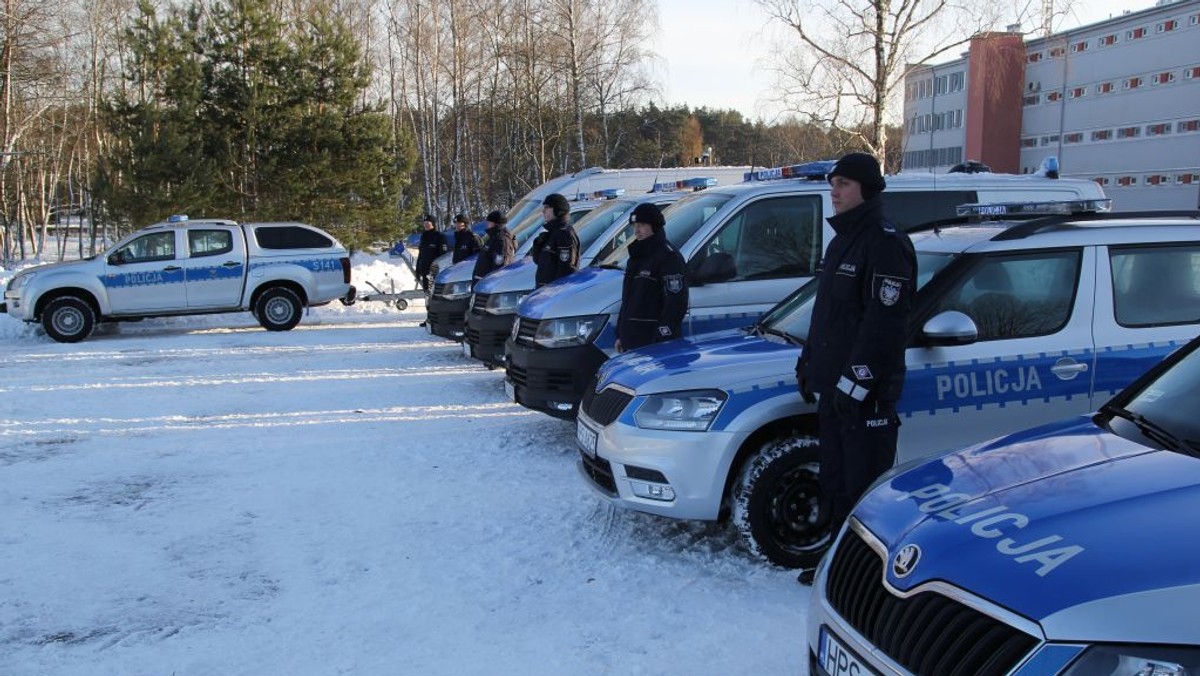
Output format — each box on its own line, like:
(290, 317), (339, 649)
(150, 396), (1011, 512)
(189, 229), (234, 257)
(1110, 244), (1200, 327)
(597, 191), (734, 268)
(689, 195), (823, 281)
(882, 191), (977, 230)
(255, 226), (333, 249)
(931, 251), (1081, 340)
(116, 231), (176, 263)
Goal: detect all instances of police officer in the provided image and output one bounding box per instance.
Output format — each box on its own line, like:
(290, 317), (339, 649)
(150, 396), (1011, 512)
(415, 214), (447, 292)
(531, 193), (579, 287)
(472, 210), (517, 282)
(795, 152), (916, 584)
(450, 213), (481, 264)
(615, 202), (688, 353)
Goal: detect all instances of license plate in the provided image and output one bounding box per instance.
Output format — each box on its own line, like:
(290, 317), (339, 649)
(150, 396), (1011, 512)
(818, 626), (877, 676)
(504, 379), (516, 402)
(576, 422), (598, 457)
(461, 341), (471, 357)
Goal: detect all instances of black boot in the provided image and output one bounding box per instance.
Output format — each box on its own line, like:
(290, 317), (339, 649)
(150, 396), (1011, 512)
(797, 567), (817, 586)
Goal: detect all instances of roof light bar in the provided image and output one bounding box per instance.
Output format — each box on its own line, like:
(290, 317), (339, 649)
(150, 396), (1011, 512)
(956, 199), (1113, 217)
(574, 188), (626, 200)
(168, 214), (189, 223)
(651, 177), (719, 192)
(743, 160), (836, 183)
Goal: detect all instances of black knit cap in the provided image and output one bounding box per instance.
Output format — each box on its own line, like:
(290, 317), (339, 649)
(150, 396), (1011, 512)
(543, 193), (570, 218)
(454, 213), (468, 225)
(485, 210), (508, 225)
(422, 213), (435, 224)
(630, 202), (666, 232)
(828, 152), (886, 199)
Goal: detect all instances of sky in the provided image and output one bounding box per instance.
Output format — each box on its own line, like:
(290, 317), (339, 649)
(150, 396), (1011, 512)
(0, 255), (809, 676)
(654, 0), (1160, 120)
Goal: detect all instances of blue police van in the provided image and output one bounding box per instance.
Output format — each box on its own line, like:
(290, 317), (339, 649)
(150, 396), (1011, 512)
(806, 326), (1200, 676)
(574, 202), (1200, 567)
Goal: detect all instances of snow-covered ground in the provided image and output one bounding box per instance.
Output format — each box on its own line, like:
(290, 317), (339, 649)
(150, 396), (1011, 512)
(0, 255), (811, 676)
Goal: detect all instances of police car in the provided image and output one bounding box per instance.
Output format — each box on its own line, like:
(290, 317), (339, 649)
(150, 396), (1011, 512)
(506, 161), (1106, 420)
(807, 327), (1200, 676)
(466, 179), (716, 367)
(574, 201), (1200, 568)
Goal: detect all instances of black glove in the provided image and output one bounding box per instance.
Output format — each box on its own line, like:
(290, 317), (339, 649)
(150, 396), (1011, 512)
(832, 389), (860, 416)
(797, 373), (816, 405)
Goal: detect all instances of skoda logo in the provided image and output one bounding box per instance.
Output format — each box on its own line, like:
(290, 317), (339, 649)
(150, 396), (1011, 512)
(892, 544), (921, 578)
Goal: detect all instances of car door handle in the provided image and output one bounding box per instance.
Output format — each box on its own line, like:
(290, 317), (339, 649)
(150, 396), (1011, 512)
(222, 261), (241, 267)
(1050, 358), (1089, 380)
(163, 265), (181, 271)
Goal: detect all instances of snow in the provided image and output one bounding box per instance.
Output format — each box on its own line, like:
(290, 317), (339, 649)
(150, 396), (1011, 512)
(0, 254), (811, 675)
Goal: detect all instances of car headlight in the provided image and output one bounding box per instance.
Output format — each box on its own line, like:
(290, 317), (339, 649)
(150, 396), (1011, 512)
(7, 271), (36, 292)
(486, 290), (528, 315)
(439, 280), (472, 300)
(532, 314), (607, 348)
(634, 389), (727, 432)
(1062, 644), (1200, 675)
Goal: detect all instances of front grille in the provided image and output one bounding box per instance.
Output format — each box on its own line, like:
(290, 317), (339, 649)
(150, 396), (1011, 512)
(427, 310), (465, 326)
(514, 316), (539, 346)
(581, 382), (633, 426)
(431, 282), (449, 297)
(580, 451), (617, 494)
(471, 292), (491, 315)
(825, 529), (1038, 676)
(506, 363), (574, 393)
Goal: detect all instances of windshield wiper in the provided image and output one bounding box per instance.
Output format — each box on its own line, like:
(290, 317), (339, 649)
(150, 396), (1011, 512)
(761, 326), (801, 346)
(1102, 404), (1199, 457)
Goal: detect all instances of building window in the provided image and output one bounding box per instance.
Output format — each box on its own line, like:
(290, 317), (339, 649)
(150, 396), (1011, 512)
(1094, 177), (1111, 186)
(1041, 134), (1060, 146)
(1049, 46), (1066, 57)
(1070, 41), (1089, 53)
(1152, 72), (1176, 85)
(1064, 132), (1084, 144)
(1177, 173), (1199, 185)
(1124, 77), (1143, 89)
(1117, 126), (1141, 139)
(1185, 66), (1200, 79)
(1127, 27), (1147, 39)
(949, 72), (965, 92)
(1179, 119), (1200, 133)
(1047, 91), (1063, 102)
(1023, 94), (1040, 106)
(1147, 123), (1172, 136)
(1069, 87), (1086, 98)
(1144, 175), (1171, 186)
(1098, 34), (1118, 46)
(1092, 129), (1113, 141)
(1117, 176), (1138, 186)
(1096, 82), (1115, 94)
(1028, 51), (1043, 63)
(950, 109), (963, 128)
(1191, 14), (1199, 26)
(1156, 19), (1178, 32)
(1020, 137), (1039, 148)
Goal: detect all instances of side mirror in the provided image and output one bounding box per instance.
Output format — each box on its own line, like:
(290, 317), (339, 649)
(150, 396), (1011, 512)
(108, 250), (127, 266)
(690, 252), (736, 286)
(922, 310), (978, 346)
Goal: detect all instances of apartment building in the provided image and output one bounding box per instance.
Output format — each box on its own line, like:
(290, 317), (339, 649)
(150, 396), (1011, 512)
(901, 0), (1200, 210)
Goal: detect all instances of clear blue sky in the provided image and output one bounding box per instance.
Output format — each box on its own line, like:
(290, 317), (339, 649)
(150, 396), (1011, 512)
(654, 0), (1154, 120)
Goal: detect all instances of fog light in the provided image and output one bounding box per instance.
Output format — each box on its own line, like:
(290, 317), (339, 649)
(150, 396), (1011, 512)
(550, 401), (574, 412)
(452, 330), (465, 338)
(630, 481), (675, 502)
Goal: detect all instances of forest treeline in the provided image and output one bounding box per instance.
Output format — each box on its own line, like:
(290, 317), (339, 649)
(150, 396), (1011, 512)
(0, 0), (900, 262)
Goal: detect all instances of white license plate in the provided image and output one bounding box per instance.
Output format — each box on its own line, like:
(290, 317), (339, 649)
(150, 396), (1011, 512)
(576, 422), (598, 457)
(504, 379), (515, 402)
(818, 626), (877, 676)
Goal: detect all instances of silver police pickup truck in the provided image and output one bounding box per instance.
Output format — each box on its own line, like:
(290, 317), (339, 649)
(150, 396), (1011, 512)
(3, 215), (354, 342)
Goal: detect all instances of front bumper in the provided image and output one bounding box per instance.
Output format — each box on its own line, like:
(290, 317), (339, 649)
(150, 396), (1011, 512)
(504, 339), (608, 419)
(465, 309), (516, 366)
(574, 408), (745, 521)
(426, 295), (469, 341)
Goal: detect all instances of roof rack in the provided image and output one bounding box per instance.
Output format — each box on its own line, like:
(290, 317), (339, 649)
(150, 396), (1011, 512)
(991, 209), (1200, 241)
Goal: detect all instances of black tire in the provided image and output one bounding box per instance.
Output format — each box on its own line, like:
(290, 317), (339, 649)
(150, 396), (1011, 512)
(732, 435), (831, 569)
(41, 296), (96, 343)
(395, 299), (408, 310)
(254, 287), (303, 332)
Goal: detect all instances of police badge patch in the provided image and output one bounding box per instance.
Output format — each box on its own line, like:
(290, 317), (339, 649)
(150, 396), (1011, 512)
(665, 274), (684, 293)
(558, 248), (571, 263)
(852, 365), (874, 380)
(879, 277), (902, 306)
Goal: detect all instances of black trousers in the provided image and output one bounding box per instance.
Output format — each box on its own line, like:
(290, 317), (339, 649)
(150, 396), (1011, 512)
(816, 396), (900, 534)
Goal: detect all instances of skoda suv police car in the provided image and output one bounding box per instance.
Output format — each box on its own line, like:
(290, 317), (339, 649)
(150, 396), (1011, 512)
(575, 201), (1200, 568)
(807, 325), (1200, 676)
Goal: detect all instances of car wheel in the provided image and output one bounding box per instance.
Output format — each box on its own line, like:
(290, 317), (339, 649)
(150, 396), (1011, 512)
(41, 296), (96, 343)
(254, 287), (303, 331)
(395, 299), (408, 310)
(732, 435), (831, 569)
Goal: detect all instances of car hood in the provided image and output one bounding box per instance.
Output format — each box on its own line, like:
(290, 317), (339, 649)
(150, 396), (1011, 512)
(516, 267), (623, 319)
(472, 258), (535, 294)
(433, 256), (478, 284)
(856, 417), (1200, 638)
(13, 259), (97, 279)
(595, 330), (800, 394)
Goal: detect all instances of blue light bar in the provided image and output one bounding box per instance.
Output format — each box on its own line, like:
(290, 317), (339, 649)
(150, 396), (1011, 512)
(956, 198), (1112, 217)
(1036, 156), (1060, 179)
(575, 188), (626, 200)
(651, 177), (719, 192)
(168, 214), (189, 223)
(743, 160), (836, 182)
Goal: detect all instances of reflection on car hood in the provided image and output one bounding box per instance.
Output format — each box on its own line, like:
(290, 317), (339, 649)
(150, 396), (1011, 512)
(433, 256), (478, 284)
(516, 267), (623, 319)
(472, 258), (535, 294)
(858, 417), (1200, 629)
(595, 331), (799, 394)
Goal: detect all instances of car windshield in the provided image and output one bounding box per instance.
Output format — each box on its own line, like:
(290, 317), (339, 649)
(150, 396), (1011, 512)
(595, 191), (734, 268)
(1105, 340), (1200, 456)
(572, 199), (638, 251)
(760, 251), (957, 343)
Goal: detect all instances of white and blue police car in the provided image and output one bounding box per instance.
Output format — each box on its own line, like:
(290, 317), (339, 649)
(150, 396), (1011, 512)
(574, 201), (1200, 568)
(806, 327), (1200, 676)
